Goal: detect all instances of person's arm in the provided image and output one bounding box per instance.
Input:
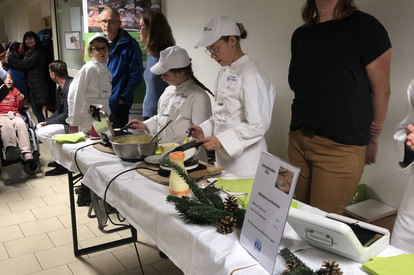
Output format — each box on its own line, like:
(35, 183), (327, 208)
(365, 48), (391, 164)
(214, 72), (276, 156)
(66, 68), (87, 127)
(126, 119), (149, 132)
(0, 65), (6, 81)
(191, 92), (212, 126)
(118, 39), (143, 106)
(406, 124), (414, 151)
(17, 90), (25, 109)
(47, 81), (70, 125)
(394, 79), (414, 141)
(5, 49), (43, 72)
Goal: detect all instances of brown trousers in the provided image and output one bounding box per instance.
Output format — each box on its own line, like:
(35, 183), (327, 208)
(288, 129), (366, 214)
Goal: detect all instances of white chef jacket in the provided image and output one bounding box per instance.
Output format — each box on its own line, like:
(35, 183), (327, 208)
(199, 54), (276, 179)
(67, 59), (112, 132)
(0, 65), (6, 81)
(144, 78), (212, 144)
(394, 78), (414, 141)
(391, 174), (414, 253)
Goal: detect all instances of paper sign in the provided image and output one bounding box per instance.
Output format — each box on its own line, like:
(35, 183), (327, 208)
(239, 151), (300, 274)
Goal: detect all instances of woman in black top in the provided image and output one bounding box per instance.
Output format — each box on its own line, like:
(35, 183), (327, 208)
(288, 0), (391, 214)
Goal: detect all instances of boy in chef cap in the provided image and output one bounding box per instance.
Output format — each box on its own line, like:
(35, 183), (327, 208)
(66, 33), (112, 137)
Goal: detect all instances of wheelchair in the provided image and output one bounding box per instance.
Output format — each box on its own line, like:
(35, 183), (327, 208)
(0, 107), (41, 176)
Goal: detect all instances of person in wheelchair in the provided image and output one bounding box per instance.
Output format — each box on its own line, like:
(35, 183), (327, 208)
(0, 72), (33, 161)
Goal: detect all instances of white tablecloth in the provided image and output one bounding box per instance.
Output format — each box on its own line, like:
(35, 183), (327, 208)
(52, 140), (406, 275)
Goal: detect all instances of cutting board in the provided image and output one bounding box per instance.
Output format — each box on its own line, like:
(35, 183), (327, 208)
(136, 161), (223, 186)
(93, 142), (115, 155)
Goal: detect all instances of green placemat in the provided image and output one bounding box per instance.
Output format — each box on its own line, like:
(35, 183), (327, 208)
(52, 134), (86, 144)
(215, 178), (254, 208)
(215, 179), (301, 209)
(362, 253), (414, 275)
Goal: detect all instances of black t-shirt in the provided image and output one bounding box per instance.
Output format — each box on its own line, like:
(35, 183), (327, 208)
(288, 10), (391, 145)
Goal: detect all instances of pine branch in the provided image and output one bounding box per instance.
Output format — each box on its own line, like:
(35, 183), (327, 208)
(233, 208), (246, 228)
(280, 248), (315, 274)
(205, 193), (224, 209)
(162, 158), (247, 233)
(160, 158), (209, 205)
(187, 205), (229, 224)
(288, 267), (317, 275)
(166, 195), (205, 223)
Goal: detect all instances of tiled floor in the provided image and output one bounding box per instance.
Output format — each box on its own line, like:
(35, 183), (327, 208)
(0, 142), (184, 275)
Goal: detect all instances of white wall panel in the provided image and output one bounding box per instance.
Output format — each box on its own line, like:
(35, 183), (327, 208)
(163, 0), (414, 209)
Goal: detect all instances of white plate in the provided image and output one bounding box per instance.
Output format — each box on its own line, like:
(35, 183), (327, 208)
(144, 155), (163, 165)
(160, 163), (198, 171)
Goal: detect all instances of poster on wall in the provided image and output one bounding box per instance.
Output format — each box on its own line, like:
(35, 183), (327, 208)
(82, 0), (162, 33)
(65, 31), (81, 50)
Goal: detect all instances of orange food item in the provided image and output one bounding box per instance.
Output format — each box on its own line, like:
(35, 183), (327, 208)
(169, 151), (185, 160)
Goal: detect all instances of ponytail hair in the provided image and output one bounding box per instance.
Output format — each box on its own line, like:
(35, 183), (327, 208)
(220, 23), (247, 43)
(170, 64), (213, 97)
(237, 23), (247, 39)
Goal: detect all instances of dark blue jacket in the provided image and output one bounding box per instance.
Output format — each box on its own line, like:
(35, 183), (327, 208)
(108, 28), (143, 112)
(47, 77), (73, 133)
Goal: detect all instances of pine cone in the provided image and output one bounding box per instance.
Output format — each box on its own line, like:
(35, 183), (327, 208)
(224, 195), (239, 213)
(218, 216), (237, 235)
(283, 261), (299, 274)
(283, 258), (303, 274)
(318, 260), (343, 275)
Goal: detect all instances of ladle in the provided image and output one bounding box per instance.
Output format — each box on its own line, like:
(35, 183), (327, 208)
(148, 119), (173, 143)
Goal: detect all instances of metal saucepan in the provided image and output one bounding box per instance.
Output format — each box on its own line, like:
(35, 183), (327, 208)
(110, 134), (161, 162)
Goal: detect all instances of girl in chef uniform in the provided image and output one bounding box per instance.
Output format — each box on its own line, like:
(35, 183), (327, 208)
(66, 33), (112, 135)
(190, 16), (276, 179)
(126, 46), (212, 144)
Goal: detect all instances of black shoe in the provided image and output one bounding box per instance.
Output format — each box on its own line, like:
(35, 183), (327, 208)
(159, 251), (169, 259)
(5, 146), (21, 162)
(47, 161), (58, 167)
(107, 203), (118, 214)
(76, 192), (91, 206)
(45, 164), (68, 176)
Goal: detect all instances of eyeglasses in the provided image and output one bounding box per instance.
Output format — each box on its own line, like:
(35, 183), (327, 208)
(137, 24), (144, 31)
(204, 41), (225, 56)
(92, 47), (108, 53)
(100, 19), (119, 25)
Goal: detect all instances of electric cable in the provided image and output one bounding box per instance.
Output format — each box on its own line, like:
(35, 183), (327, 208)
(103, 166), (158, 227)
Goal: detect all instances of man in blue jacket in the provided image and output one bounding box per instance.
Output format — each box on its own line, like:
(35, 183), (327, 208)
(99, 7), (143, 128)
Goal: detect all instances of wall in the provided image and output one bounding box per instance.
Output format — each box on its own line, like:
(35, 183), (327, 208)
(163, 0), (414, 209)
(54, 0), (84, 72)
(0, 0), (50, 43)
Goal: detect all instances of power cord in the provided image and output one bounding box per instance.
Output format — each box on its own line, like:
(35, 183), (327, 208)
(103, 166), (158, 226)
(73, 141), (101, 176)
